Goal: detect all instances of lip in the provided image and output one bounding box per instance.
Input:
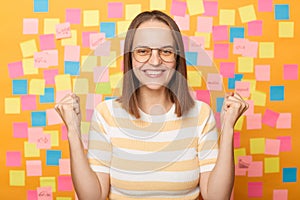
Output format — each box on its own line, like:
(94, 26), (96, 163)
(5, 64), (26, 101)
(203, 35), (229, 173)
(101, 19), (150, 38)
(142, 69), (166, 78)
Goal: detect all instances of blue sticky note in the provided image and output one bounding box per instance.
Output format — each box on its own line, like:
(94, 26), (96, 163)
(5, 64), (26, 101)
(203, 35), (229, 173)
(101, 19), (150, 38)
(216, 97), (224, 112)
(270, 86), (284, 101)
(275, 4), (289, 20)
(283, 167), (297, 182)
(34, 0), (49, 12)
(40, 88), (54, 103)
(230, 27), (245, 43)
(12, 80), (28, 95)
(46, 150), (62, 166)
(31, 111), (46, 127)
(100, 22), (116, 38)
(104, 96), (118, 100)
(228, 74), (243, 89)
(64, 61), (80, 76)
(185, 52), (198, 66)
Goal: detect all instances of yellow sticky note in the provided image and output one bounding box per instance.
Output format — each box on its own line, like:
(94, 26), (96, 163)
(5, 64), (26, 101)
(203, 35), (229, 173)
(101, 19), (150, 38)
(9, 170), (25, 186)
(61, 30), (77, 46)
(150, 0), (166, 10)
(250, 138), (265, 154)
(73, 78), (89, 94)
(5, 98), (20, 114)
(44, 131), (59, 147)
(234, 115), (244, 130)
(83, 10), (99, 27)
(279, 22), (294, 38)
(24, 141), (40, 157)
(20, 39), (38, 58)
(101, 51), (117, 68)
(264, 157), (280, 173)
(125, 4), (141, 20)
(234, 148), (246, 165)
(188, 71), (202, 87)
(259, 42), (274, 58)
(23, 58), (38, 75)
(194, 32), (210, 48)
(29, 79), (45, 95)
(81, 122), (90, 134)
(44, 18), (60, 34)
(242, 79), (256, 94)
(110, 72), (123, 88)
(55, 74), (72, 91)
(238, 5), (256, 23)
(251, 90), (266, 106)
(56, 198), (72, 200)
(187, 0), (204, 16)
(219, 9), (235, 26)
(40, 177), (56, 192)
(238, 57), (254, 73)
(117, 21), (131, 36)
(81, 55), (98, 72)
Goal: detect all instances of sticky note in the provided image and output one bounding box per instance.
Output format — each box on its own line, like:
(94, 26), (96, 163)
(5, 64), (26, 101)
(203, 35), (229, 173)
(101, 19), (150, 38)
(27, 190), (37, 200)
(81, 55), (97, 72)
(125, 4), (141, 20)
(276, 113), (291, 129)
(31, 111), (46, 127)
(219, 9), (235, 26)
(28, 127), (43, 144)
(170, 0), (187, 16)
(150, 0), (166, 11)
(101, 51), (117, 68)
(13, 79), (28, 95)
(36, 133), (51, 149)
(56, 197), (71, 200)
(5, 98), (20, 114)
(283, 168), (297, 182)
(29, 79), (45, 95)
(196, 90), (210, 105)
(64, 61), (80, 76)
(265, 139), (280, 155)
(283, 64), (298, 80)
(66, 8), (81, 24)
(238, 57), (253, 73)
(61, 30), (77, 46)
(83, 10), (99, 27)
(237, 155), (252, 169)
(203, 1), (218, 16)
(86, 93), (102, 109)
(233, 132), (240, 148)
(228, 74), (243, 89)
(238, 5), (257, 23)
(248, 161), (263, 177)
(56, 22), (71, 39)
(21, 95), (37, 110)
(251, 90), (266, 106)
(73, 78), (89, 94)
(7, 61), (23, 78)
(110, 72), (123, 89)
(34, 0), (48, 12)
(174, 15), (190, 31)
(46, 108), (63, 125)
(233, 38), (247, 55)
(34, 52), (50, 68)
(56, 90), (71, 103)
(44, 49), (58, 66)
(235, 164), (246, 176)
(230, 27), (244, 43)
(46, 150), (62, 166)
(258, 0), (272, 12)
(207, 73), (222, 91)
(197, 49), (213, 66)
(93, 67), (109, 83)
(243, 41), (258, 58)
(259, 42), (274, 58)
(262, 109), (280, 127)
(248, 182), (263, 197)
(20, 39), (38, 58)
(250, 138), (265, 154)
(273, 190), (288, 200)
(81, 122), (91, 134)
(9, 170), (25, 186)
(279, 22), (294, 38)
(95, 82), (112, 94)
(13, 122), (28, 138)
(37, 186), (53, 200)
(6, 151), (21, 167)
(24, 141), (40, 157)
(187, 0), (204, 16)
(216, 97), (224, 112)
(58, 176), (73, 191)
(220, 62), (235, 78)
(90, 33), (106, 50)
(94, 40), (111, 56)
(214, 43), (229, 59)
(44, 18), (60, 34)
(265, 157), (280, 173)
(40, 177), (56, 192)
(197, 16), (212, 33)
(43, 69), (58, 85)
(270, 86), (284, 101)
(55, 74), (72, 91)
(26, 160), (42, 176)
(212, 25), (228, 42)
(255, 65), (270, 81)
(100, 22), (116, 38)
(40, 88), (54, 103)
(108, 2), (123, 18)
(234, 115), (244, 130)
(277, 136), (292, 152)
(59, 159), (71, 175)
(248, 20), (263, 36)
(234, 148), (246, 165)
(194, 32), (211, 49)
(275, 4), (289, 20)
(39, 34), (55, 50)
(23, 18), (38, 34)
(82, 32), (96, 48)
(44, 130), (59, 147)
(185, 52), (198, 66)
(235, 81), (250, 98)
(117, 20), (131, 36)
(244, 100), (254, 116)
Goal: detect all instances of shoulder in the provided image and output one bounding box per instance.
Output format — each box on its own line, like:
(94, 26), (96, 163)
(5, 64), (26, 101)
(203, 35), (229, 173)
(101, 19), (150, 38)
(193, 100), (213, 114)
(95, 98), (121, 115)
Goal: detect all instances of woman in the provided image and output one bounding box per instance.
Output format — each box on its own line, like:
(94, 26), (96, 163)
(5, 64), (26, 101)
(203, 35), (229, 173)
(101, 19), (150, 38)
(55, 10), (248, 200)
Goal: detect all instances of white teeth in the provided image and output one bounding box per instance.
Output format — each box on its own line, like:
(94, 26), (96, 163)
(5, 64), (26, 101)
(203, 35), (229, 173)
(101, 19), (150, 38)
(144, 70), (163, 75)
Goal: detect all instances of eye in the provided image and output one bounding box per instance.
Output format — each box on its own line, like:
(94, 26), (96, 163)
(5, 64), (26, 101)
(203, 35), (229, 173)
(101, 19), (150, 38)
(135, 48), (151, 56)
(160, 48), (174, 56)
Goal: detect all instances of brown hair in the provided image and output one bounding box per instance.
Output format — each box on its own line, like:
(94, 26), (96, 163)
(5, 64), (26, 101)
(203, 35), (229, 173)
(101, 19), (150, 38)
(117, 10), (195, 118)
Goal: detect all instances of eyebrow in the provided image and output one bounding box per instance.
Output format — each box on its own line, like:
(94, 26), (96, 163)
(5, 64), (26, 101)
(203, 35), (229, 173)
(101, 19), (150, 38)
(134, 45), (175, 49)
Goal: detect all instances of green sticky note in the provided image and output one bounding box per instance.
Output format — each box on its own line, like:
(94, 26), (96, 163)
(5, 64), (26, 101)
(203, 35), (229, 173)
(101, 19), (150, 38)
(40, 177), (56, 192)
(234, 148), (246, 165)
(264, 157), (280, 173)
(24, 141), (40, 157)
(95, 82), (112, 94)
(9, 170), (25, 186)
(250, 138), (265, 154)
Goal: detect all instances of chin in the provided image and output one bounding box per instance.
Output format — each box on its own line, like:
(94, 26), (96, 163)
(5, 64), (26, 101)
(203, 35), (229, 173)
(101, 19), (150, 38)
(141, 83), (167, 91)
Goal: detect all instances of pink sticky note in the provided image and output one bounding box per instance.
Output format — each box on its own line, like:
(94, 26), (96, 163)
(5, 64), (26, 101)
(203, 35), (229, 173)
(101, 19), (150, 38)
(255, 65), (270, 81)
(189, 36), (205, 52)
(207, 73), (223, 91)
(220, 62), (235, 78)
(276, 113), (291, 129)
(59, 159), (71, 175)
(66, 8), (81, 24)
(27, 190), (38, 200)
(86, 109), (94, 121)
(203, 1), (218, 16)
(246, 114), (262, 130)
(108, 2), (123, 18)
(197, 16), (213, 33)
(235, 81), (250, 98)
(6, 151), (21, 166)
(248, 182), (263, 197)
(21, 95), (37, 111)
(265, 139), (280, 155)
(235, 165), (246, 176)
(174, 14), (190, 31)
(196, 90), (211, 105)
(64, 45), (80, 61)
(13, 122), (28, 138)
(81, 134), (88, 150)
(273, 189), (288, 200)
(214, 112), (221, 129)
(234, 132), (240, 148)
(34, 52), (50, 68)
(8, 61), (24, 79)
(37, 187), (53, 200)
(94, 67), (109, 82)
(58, 176), (73, 191)
(262, 109), (280, 127)
(212, 25), (228, 42)
(56, 90), (71, 103)
(198, 50), (213, 66)
(44, 50), (58, 66)
(244, 100), (254, 116)
(56, 22), (71, 39)
(233, 38), (248, 55)
(43, 69), (58, 85)
(238, 155), (252, 169)
(248, 161), (263, 177)
(26, 160), (42, 176)
(28, 127), (43, 144)
(182, 35), (189, 51)
(214, 43), (229, 59)
(248, 20), (263, 36)
(94, 40), (111, 56)
(258, 0), (273, 12)
(277, 136), (292, 152)
(242, 41), (258, 58)
(284, 64), (298, 80)
(61, 125), (68, 140)
(39, 34), (56, 50)
(170, 0), (187, 17)
(23, 18), (38, 34)
(37, 133), (51, 149)
(90, 33), (106, 50)
(47, 108), (63, 125)
(86, 93), (102, 110)
(82, 31), (97, 48)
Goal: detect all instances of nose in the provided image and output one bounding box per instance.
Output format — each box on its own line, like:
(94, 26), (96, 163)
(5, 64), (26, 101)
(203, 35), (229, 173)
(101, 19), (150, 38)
(148, 49), (162, 66)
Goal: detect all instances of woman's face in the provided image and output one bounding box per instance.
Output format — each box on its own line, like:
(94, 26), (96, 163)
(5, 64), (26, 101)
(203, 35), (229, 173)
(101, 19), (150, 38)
(131, 20), (176, 91)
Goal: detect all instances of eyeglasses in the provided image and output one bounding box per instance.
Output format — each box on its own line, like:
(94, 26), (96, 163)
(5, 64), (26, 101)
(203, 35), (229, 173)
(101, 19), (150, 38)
(132, 46), (177, 63)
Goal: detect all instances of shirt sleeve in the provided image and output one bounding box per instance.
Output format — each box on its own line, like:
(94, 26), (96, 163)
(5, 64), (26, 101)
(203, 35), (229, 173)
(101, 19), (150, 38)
(87, 104), (112, 174)
(198, 104), (219, 173)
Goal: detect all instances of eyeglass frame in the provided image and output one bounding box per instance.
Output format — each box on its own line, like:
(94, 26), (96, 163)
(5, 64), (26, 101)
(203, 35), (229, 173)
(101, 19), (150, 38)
(131, 46), (179, 63)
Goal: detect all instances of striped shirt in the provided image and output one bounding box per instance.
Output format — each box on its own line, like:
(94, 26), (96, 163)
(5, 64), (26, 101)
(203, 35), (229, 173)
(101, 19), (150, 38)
(87, 99), (219, 200)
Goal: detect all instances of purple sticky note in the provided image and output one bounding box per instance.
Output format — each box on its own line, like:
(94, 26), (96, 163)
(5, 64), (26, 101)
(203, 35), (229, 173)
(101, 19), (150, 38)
(265, 139), (280, 155)
(246, 114), (262, 130)
(197, 16), (213, 33)
(198, 50), (213, 66)
(212, 25), (228, 41)
(255, 65), (270, 81)
(108, 2), (123, 18)
(39, 34), (56, 50)
(284, 64), (298, 80)
(262, 109), (280, 127)
(26, 160), (42, 176)
(189, 36), (205, 52)
(58, 176), (73, 191)
(23, 18), (38, 35)
(234, 132), (240, 148)
(170, 0), (187, 17)
(207, 73), (223, 91)
(43, 69), (58, 85)
(56, 22), (71, 39)
(196, 90), (211, 105)
(86, 93), (102, 110)
(64, 45), (80, 61)
(248, 161), (263, 177)
(6, 151), (22, 166)
(203, 1), (218, 16)
(248, 182), (263, 197)
(248, 20), (263, 36)
(273, 189), (288, 200)
(93, 67), (109, 82)
(94, 41), (111, 56)
(276, 113), (291, 129)
(258, 0), (273, 12)
(66, 8), (81, 24)
(82, 31), (97, 48)
(277, 136), (292, 152)
(220, 62), (235, 78)
(8, 61), (24, 79)
(21, 95), (37, 111)
(214, 43), (229, 59)
(27, 190), (38, 200)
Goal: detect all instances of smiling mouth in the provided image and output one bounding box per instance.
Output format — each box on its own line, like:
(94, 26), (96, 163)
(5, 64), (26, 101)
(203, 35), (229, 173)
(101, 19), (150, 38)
(142, 70), (166, 77)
